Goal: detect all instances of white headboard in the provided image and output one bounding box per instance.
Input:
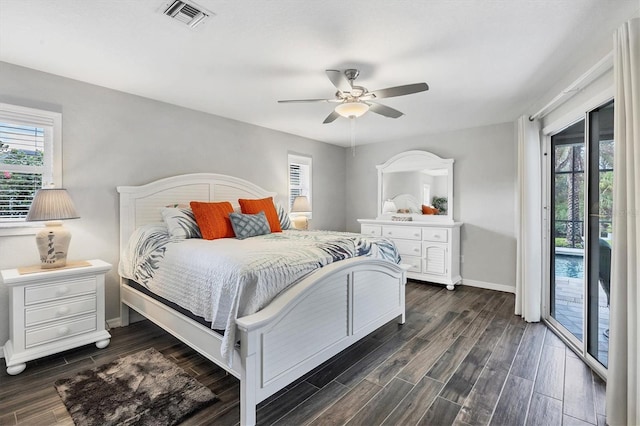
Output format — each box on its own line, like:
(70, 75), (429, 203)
(117, 173), (277, 254)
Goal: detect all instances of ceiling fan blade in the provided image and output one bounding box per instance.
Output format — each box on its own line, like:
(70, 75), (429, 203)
(277, 98), (333, 103)
(323, 110), (341, 124)
(368, 102), (404, 119)
(369, 82), (429, 99)
(326, 69), (352, 93)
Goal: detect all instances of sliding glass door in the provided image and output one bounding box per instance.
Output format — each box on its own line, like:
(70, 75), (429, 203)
(548, 100), (613, 368)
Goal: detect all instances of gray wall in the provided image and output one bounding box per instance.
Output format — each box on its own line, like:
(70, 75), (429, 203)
(346, 122), (517, 289)
(0, 62), (346, 347)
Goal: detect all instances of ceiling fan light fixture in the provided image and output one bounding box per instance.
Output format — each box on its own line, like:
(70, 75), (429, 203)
(335, 101), (370, 118)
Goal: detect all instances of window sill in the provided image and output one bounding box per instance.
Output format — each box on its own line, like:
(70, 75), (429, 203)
(0, 222), (42, 237)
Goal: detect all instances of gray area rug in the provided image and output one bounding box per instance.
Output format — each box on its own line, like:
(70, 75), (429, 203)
(54, 347), (218, 426)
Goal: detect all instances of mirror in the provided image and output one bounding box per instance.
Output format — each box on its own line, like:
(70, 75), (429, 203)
(377, 151), (454, 223)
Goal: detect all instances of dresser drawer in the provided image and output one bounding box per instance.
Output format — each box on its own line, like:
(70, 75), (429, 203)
(25, 296), (96, 327)
(25, 315), (97, 348)
(394, 239), (423, 257)
(401, 256), (422, 273)
(422, 227), (448, 243)
(382, 226), (421, 240)
(24, 277), (96, 306)
(361, 224), (382, 237)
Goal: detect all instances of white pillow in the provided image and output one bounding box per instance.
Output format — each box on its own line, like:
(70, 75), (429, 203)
(161, 207), (202, 239)
(277, 204), (291, 230)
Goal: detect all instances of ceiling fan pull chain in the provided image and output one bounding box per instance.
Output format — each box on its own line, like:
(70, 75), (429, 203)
(350, 117), (357, 157)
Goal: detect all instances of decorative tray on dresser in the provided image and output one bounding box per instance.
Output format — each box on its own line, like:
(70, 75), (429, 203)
(1, 259), (112, 375)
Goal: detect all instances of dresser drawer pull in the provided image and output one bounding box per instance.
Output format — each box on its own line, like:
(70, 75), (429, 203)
(56, 286), (70, 296)
(57, 326), (70, 336)
(56, 307), (70, 316)
(414, 248), (420, 253)
(414, 233), (420, 237)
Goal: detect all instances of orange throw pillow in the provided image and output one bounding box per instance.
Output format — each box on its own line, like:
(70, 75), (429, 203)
(238, 197), (282, 232)
(422, 205), (439, 215)
(189, 201), (235, 240)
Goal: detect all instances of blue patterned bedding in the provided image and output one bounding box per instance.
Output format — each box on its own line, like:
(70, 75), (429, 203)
(119, 226), (400, 364)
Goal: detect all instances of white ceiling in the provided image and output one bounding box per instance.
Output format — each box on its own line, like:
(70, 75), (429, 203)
(1, 0), (638, 147)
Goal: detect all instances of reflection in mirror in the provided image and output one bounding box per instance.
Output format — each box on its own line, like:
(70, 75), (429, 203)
(377, 150), (454, 222)
(382, 169), (448, 214)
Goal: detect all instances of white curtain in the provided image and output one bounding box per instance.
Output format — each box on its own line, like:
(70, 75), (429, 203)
(606, 18), (640, 426)
(515, 116), (542, 322)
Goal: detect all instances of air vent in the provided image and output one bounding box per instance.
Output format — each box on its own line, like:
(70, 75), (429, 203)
(163, 0), (211, 28)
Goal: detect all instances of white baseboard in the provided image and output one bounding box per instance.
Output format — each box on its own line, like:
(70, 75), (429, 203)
(461, 278), (516, 294)
(106, 317), (122, 329)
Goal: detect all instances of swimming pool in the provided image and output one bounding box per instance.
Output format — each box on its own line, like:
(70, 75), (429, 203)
(555, 254), (584, 279)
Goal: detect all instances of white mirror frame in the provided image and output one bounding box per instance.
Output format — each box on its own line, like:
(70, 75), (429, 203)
(376, 150), (454, 223)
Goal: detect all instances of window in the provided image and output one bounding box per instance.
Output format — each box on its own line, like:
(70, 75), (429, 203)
(288, 153), (312, 214)
(0, 103), (61, 225)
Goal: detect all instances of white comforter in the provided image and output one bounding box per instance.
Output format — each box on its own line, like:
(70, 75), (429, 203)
(119, 225), (400, 364)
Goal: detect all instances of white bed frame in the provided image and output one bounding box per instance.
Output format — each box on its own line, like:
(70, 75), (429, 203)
(117, 173), (407, 426)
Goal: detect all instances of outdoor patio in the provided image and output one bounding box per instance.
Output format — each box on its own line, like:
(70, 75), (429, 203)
(554, 275), (610, 366)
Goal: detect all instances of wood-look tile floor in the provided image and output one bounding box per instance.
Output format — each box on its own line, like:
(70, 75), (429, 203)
(0, 281), (607, 426)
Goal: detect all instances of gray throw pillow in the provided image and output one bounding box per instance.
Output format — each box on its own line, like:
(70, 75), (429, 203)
(229, 211), (271, 240)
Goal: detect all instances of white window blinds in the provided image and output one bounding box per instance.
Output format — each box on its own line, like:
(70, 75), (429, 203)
(288, 154), (312, 211)
(0, 104), (59, 221)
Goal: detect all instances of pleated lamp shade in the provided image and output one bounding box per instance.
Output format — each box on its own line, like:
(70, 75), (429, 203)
(26, 188), (79, 222)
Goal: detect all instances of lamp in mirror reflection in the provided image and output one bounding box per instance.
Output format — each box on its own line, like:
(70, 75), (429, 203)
(382, 199), (397, 214)
(26, 188), (80, 269)
(290, 195), (311, 230)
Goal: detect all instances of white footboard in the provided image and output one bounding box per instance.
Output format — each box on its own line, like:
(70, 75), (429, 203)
(236, 257), (406, 425)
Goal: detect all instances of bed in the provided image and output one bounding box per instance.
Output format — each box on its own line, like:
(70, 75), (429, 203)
(117, 173), (407, 426)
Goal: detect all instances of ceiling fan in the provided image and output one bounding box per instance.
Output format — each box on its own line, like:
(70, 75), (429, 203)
(278, 69), (429, 124)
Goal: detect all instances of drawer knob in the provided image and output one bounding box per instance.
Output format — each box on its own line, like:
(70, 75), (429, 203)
(434, 235), (441, 239)
(57, 307), (70, 316)
(414, 248), (419, 252)
(414, 233), (420, 237)
(56, 286), (69, 296)
(57, 326), (70, 336)
(387, 232), (392, 236)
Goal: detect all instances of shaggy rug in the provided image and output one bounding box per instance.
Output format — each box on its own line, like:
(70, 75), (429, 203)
(54, 348), (218, 426)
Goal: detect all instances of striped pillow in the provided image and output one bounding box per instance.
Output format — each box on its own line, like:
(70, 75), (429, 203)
(189, 201), (235, 240)
(161, 207), (202, 239)
(277, 204), (291, 230)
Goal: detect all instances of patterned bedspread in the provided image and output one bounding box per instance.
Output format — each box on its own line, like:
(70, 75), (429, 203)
(119, 226), (400, 364)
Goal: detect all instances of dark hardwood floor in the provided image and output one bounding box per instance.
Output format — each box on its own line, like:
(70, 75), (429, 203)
(0, 281), (607, 426)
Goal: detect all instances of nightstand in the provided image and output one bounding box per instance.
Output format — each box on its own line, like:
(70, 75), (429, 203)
(1, 259), (112, 375)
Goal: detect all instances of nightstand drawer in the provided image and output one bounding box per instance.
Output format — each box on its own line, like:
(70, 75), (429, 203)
(25, 296), (96, 327)
(422, 227), (448, 243)
(383, 226), (422, 240)
(25, 315), (97, 348)
(25, 277), (96, 305)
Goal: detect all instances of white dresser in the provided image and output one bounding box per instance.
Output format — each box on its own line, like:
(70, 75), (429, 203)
(359, 219), (462, 289)
(1, 259), (112, 375)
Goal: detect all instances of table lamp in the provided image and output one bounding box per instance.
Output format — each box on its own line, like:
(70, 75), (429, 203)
(290, 196), (311, 230)
(25, 188), (80, 269)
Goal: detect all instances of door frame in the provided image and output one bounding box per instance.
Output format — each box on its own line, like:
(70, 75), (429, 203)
(541, 93), (613, 381)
